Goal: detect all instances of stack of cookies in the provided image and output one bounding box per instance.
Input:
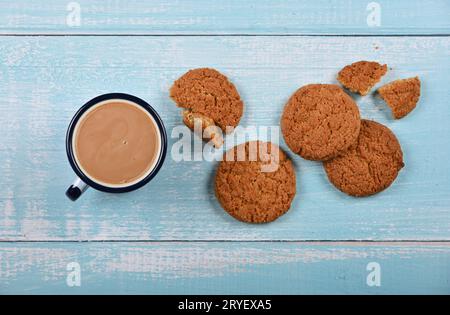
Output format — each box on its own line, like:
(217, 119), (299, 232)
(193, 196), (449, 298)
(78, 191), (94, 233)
(170, 64), (421, 224)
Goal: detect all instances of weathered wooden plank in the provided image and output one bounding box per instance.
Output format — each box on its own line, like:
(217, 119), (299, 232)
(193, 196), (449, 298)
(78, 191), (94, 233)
(0, 242), (448, 294)
(0, 0), (449, 35)
(0, 36), (449, 241)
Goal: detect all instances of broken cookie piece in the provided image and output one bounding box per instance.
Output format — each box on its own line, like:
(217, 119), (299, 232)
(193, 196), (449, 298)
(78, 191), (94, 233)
(337, 61), (387, 95)
(182, 110), (224, 148)
(378, 77), (421, 119)
(170, 68), (244, 148)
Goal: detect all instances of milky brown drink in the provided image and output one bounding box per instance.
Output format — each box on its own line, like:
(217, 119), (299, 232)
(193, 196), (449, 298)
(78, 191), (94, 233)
(73, 100), (161, 187)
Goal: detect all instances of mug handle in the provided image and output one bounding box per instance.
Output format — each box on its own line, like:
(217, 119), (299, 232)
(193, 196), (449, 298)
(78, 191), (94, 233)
(66, 177), (89, 201)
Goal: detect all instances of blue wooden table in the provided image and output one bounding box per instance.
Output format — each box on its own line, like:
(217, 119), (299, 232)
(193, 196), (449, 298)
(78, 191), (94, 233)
(0, 0), (449, 294)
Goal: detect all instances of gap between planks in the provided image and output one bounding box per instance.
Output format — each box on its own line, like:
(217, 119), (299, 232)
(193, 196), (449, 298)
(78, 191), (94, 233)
(0, 240), (449, 245)
(0, 34), (450, 37)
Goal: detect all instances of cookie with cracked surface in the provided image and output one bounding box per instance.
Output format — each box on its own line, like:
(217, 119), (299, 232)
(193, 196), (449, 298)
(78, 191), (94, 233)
(378, 77), (421, 119)
(323, 120), (404, 197)
(170, 68), (243, 147)
(281, 84), (361, 161)
(215, 141), (296, 223)
(337, 61), (388, 95)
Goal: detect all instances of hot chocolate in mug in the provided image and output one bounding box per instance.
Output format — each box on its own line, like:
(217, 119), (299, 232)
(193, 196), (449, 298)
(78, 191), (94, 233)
(66, 93), (167, 201)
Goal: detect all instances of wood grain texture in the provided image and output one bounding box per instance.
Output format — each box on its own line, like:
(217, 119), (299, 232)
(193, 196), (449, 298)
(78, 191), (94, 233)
(1, 1), (450, 295)
(0, 0), (449, 35)
(0, 36), (449, 241)
(1, 242), (449, 294)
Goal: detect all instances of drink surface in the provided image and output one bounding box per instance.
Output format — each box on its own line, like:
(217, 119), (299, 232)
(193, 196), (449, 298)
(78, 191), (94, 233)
(73, 100), (160, 187)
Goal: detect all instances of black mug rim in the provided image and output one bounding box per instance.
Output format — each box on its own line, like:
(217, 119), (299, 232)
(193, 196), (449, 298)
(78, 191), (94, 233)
(66, 93), (167, 193)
